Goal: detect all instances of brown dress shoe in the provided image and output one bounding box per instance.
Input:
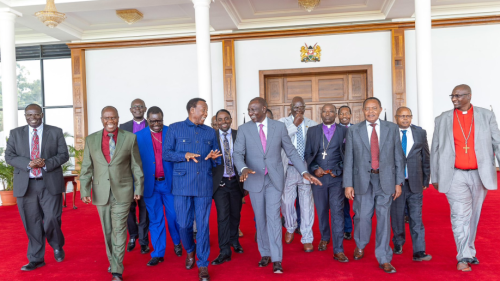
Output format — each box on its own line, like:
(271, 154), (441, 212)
(379, 263), (397, 273)
(198, 266), (210, 281)
(318, 240), (328, 251)
(186, 248), (196, 270)
(303, 243), (313, 252)
(334, 252), (349, 263)
(258, 256), (271, 267)
(457, 261), (471, 272)
(353, 247), (364, 260)
(285, 232), (294, 244)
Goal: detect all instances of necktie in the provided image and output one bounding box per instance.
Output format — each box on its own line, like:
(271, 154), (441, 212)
(31, 128), (41, 177)
(296, 124), (305, 160)
(223, 132), (234, 176)
(370, 123), (379, 170)
(108, 133), (116, 162)
(259, 124), (268, 175)
(402, 130), (407, 177)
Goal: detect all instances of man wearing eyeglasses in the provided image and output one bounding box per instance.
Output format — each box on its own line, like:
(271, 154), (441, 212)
(278, 96), (317, 252)
(135, 106), (182, 266)
(6, 104), (69, 271)
(390, 107), (432, 262)
(431, 84), (500, 272)
(119, 99), (150, 255)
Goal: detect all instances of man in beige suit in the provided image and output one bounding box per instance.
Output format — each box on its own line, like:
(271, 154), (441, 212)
(80, 106), (144, 281)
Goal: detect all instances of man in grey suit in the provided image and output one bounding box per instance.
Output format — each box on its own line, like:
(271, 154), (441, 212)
(343, 97), (404, 274)
(5, 104), (69, 271)
(390, 107), (432, 262)
(279, 96), (317, 251)
(431, 84), (500, 272)
(233, 97), (321, 274)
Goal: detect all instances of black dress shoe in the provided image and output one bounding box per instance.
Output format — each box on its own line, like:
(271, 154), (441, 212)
(141, 245), (150, 254)
(54, 248), (65, 262)
(413, 251), (432, 261)
(193, 231), (197, 240)
(174, 243), (183, 257)
(281, 216), (285, 227)
(127, 238), (136, 252)
(273, 262), (283, 274)
(211, 254), (231, 265)
(470, 257), (480, 265)
(295, 228), (302, 235)
(147, 257), (164, 266)
(111, 273), (123, 281)
(21, 261), (45, 271)
(258, 256), (271, 267)
(344, 232), (352, 240)
(393, 244), (403, 254)
(231, 244), (244, 254)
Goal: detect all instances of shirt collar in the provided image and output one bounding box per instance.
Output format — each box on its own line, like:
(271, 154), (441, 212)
(219, 128), (232, 136)
(133, 119), (145, 125)
(323, 123), (336, 129)
(367, 119), (381, 127)
(29, 124), (43, 134)
(399, 125), (411, 132)
(185, 117), (207, 129)
(455, 104), (474, 114)
(103, 128), (118, 137)
(256, 117), (268, 127)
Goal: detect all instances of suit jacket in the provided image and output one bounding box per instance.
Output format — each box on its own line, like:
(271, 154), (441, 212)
(212, 129), (244, 195)
(278, 115), (317, 184)
(404, 125), (430, 193)
(162, 118), (220, 197)
(120, 120), (149, 133)
(233, 118), (307, 193)
(305, 123), (347, 175)
(431, 107), (500, 193)
(79, 128), (144, 205)
(5, 125), (69, 197)
(136, 126), (174, 198)
(343, 120), (405, 195)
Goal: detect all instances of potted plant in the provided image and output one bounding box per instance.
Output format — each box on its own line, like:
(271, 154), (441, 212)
(0, 159), (16, 206)
(68, 144), (84, 191)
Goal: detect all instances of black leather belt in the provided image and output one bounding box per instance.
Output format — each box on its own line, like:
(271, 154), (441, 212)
(223, 176), (236, 181)
(288, 163), (294, 166)
(405, 179), (409, 182)
(455, 168), (477, 171)
(155, 177), (165, 181)
(30, 177), (43, 181)
(370, 169), (380, 174)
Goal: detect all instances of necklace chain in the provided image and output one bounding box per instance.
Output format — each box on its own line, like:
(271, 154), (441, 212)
(151, 132), (162, 144)
(454, 110), (474, 145)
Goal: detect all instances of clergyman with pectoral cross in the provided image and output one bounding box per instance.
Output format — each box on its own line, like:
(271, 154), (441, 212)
(431, 84), (500, 272)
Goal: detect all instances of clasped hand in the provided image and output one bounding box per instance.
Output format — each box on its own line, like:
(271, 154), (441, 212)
(314, 167), (336, 178)
(185, 150), (222, 163)
(29, 158), (45, 168)
(239, 168), (322, 186)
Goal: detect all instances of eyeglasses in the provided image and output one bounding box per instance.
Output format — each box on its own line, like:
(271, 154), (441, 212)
(25, 113), (42, 118)
(449, 93), (470, 99)
(148, 119), (163, 124)
(396, 115), (412, 119)
(131, 105), (146, 109)
(102, 117), (118, 121)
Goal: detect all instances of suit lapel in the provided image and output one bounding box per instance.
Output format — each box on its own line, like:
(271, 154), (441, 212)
(250, 123), (265, 155)
(23, 126), (30, 158)
(95, 130), (107, 163)
(379, 121), (389, 151)
(265, 120), (275, 155)
(110, 129), (126, 163)
(40, 126), (49, 157)
(446, 111), (455, 153)
(147, 130), (155, 161)
(473, 108), (479, 150)
(358, 121), (371, 152)
(406, 126), (417, 158)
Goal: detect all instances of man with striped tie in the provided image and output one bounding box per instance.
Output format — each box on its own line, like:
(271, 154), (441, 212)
(6, 104), (69, 271)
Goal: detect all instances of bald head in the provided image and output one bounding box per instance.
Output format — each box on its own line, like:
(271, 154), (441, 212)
(131, 98), (145, 107)
(452, 84), (471, 95)
(290, 96), (305, 118)
(395, 106), (412, 115)
(101, 106), (118, 117)
(250, 97), (268, 108)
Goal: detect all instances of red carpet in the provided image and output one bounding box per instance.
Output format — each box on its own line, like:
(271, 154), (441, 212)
(1, 179), (499, 281)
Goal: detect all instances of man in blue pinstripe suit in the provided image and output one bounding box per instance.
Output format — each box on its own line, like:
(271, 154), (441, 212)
(163, 98), (222, 281)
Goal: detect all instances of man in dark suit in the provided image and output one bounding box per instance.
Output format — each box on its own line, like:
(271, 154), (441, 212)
(305, 104), (348, 261)
(163, 98), (221, 281)
(5, 104), (69, 271)
(211, 109), (245, 265)
(390, 107), (432, 262)
(343, 97), (405, 274)
(119, 98), (150, 254)
(338, 105), (354, 240)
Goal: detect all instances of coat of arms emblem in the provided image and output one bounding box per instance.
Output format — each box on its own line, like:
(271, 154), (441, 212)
(300, 43), (321, 62)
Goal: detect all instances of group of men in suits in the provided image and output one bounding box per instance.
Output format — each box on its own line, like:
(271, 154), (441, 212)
(6, 83), (500, 280)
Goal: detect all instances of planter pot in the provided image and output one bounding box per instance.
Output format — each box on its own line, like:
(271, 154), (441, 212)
(0, 190), (17, 206)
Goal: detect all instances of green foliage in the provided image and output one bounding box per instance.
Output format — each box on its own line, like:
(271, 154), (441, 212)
(0, 160), (14, 191)
(68, 144), (84, 175)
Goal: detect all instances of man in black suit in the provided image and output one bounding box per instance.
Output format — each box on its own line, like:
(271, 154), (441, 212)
(338, 105), (354, 240)
(390, 107), (432, 261)
(211, 109), (245, 265)
(5, 104), (69, 271)
(305, 104), (349, 262)
(119, 98), (150, 254)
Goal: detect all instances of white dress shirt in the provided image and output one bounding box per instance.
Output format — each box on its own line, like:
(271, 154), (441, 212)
(28, 124), (45, 178)
(399, 126), (414, 179)
(255, 117), (268, 138)
(366, 119), (381, 144)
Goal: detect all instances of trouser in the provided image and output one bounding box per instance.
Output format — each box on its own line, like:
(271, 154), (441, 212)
(445, 169), (487, 261)
(143, 179), (181, 258)
(96, 190), (131, 275)
(17, 179), (64, 263)
(174, 195), (212, 267)
(312, 180), (345, 254)
(127, 196), (149, 246)
(213, 177), (244, 256)
(353, 173), (393, 264)
(343, 197), (353, 232)
(390, 180), (426, 254)
(250, 175), (283, 262)
(281, 165), (314, 244)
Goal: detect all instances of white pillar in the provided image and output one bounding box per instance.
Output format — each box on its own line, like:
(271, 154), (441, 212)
(192, 0), (213, 121)
(415, 0), (434, 140)
(0, 10), (21, 136)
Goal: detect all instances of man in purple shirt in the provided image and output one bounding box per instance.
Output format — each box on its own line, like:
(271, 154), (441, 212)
(305, 104), (348, 261)
(119, 98), (150, 254)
